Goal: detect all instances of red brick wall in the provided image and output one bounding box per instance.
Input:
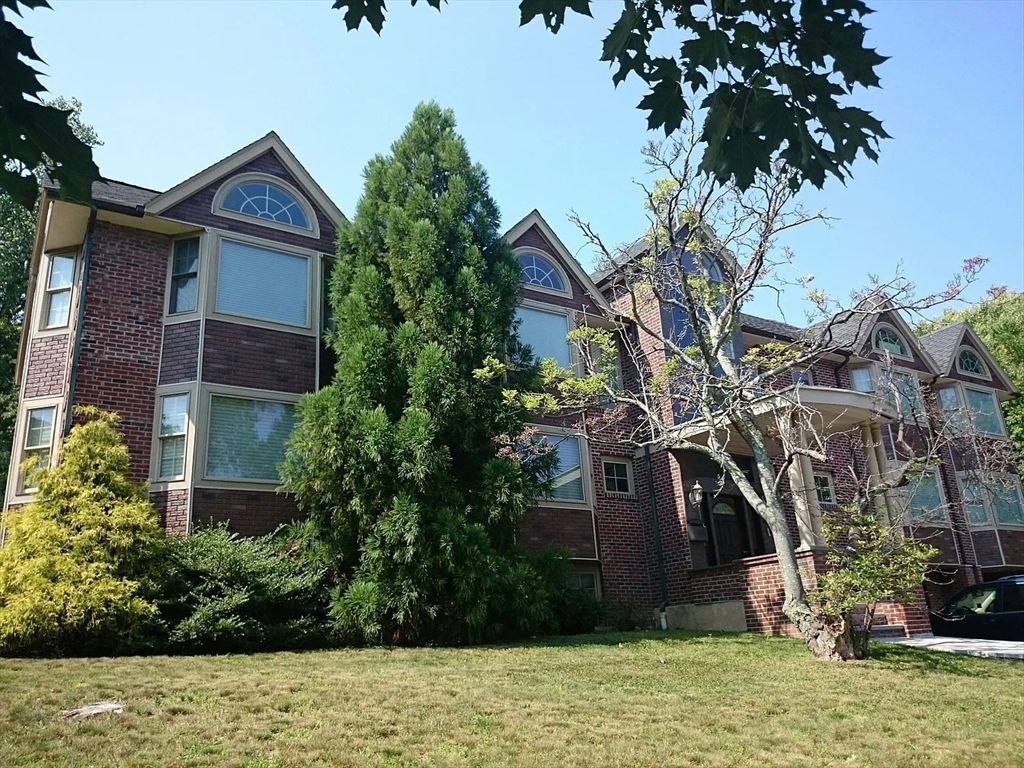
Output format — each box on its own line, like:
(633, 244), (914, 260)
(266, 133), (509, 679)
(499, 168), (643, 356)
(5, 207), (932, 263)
(998, 528), (1024, 567)
(152, 488), (189, 536)
(158, 321), (200, 385)
(72, 222), (169, 482)
(202, 319), (316, 394)
(519, 506), (597, 559)
(160, 151), (336, 255)
(191, 488), (302, 536)
(971, 529), (1003, 567)
(23, 334), (69, 398)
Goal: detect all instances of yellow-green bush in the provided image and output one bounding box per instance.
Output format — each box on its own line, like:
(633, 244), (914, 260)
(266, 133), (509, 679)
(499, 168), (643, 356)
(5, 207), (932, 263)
(0, 407), (165, 656)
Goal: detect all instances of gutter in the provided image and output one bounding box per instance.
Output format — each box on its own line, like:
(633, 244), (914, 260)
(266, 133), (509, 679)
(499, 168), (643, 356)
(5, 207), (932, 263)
(63, 207), (98, 437)
(644, 445), (669, 626)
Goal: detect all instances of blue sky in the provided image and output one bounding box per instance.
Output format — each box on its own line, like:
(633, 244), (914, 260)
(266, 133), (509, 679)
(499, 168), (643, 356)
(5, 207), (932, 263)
(21, 0), (1024, 323)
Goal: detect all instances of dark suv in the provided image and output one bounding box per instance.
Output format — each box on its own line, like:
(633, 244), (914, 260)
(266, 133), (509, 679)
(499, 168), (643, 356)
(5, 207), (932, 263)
(930, 575), (1024, 642)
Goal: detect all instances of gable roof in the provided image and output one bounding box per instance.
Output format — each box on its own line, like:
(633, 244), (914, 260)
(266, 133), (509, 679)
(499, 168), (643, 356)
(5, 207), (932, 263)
(505, 210), (610, 311)
(920, 321), (1018, 394)
(145, 132), (346, 228)
(42, 175), (159, 213)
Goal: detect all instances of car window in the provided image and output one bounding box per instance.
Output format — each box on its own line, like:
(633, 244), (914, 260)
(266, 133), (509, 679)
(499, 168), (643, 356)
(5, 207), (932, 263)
(999, 582), (1024, 613)
(948, 587), (999, 615)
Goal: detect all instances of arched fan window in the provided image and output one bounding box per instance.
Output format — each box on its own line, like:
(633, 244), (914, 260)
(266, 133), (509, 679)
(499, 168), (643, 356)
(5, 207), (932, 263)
(957, 348), (989, 378)
(518, 251), (568, 293)
(216, 175), (314, 231)
(873, 325), (909, 357)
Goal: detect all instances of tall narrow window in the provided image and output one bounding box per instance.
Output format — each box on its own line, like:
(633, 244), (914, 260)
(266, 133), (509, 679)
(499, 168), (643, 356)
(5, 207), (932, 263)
(217, 239), (309, 327)
(169, 238), (200, 314)
(43, 254), (75, 328)
(158, 394), (189, 480)
(20, 406), (55, 491)
(959, 478), (989, 527)
(905, 473), (946, 524)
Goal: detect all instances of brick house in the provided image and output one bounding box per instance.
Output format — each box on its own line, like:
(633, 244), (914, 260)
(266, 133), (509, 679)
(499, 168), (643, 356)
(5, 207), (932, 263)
(4, 135), (1022, 637)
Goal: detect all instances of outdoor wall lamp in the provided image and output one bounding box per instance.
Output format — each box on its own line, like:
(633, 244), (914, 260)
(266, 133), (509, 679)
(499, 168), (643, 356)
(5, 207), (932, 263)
(688, 480), (704, 508)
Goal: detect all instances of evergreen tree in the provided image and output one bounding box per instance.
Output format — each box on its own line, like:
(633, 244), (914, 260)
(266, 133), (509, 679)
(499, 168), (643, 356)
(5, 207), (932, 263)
(0, 408), (164, 656)
(282, 103), (558, 645)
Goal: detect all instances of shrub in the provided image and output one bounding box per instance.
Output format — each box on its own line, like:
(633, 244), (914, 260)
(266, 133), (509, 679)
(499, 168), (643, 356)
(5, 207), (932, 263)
(0, 408), (164, 656)
(156, 520), (333, 654)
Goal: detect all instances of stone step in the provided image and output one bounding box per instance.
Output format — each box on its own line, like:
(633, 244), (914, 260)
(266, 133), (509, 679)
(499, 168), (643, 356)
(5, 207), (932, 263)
(870, 623), (907, 639)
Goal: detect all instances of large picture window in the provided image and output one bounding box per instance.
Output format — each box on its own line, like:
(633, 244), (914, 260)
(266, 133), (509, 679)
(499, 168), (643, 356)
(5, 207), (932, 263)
(515, 306), (571, 368)
(206, 395), (297, 482)
(216, 239), (309, 327)
(963, 387), (1004, 436)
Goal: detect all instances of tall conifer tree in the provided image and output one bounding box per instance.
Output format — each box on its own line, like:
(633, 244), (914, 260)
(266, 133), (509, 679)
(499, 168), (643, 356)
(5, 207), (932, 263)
(283, 103), (556, 644)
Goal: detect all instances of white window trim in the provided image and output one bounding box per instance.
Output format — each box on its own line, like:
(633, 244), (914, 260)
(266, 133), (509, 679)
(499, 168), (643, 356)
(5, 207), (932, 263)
(601, 456), (634, 496)
(206, 229), (319, 336)
(34, 250), (79, 337)
(194, 384), (302, 491)
(872, 322), (914, 361)
(517, 297), (579, 374)
(812, 472), (837, 507)
(961, 383), (1008, 437)
(514, 247), (572, 298)
(901, 470), (950, 527)
(164, 234), (205, 321)
(5, 396), (63, 505)
(530, 423), (593, 510)
(211, 172), (320, 239)
(955, 346), (992, 380)
(149, 384), (197, 489)
(958, 472), (1024, 530)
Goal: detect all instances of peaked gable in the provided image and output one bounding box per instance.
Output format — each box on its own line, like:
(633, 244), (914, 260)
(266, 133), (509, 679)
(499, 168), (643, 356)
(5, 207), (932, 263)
(922, 321), (1017, 394)
(505, 210), (610, 313)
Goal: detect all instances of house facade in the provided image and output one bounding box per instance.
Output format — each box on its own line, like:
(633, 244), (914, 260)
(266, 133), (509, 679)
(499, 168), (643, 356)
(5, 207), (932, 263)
(4, 135), (1022, 637)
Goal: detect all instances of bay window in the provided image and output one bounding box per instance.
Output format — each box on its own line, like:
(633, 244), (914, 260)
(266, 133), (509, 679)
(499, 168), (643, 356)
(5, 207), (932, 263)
(169, 237), (200, 315)
(216, 239), (309, 327)
(206, 395), (297, 482)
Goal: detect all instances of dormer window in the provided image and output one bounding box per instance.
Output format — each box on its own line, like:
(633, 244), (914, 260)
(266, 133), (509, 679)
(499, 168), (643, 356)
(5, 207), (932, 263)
(518, 250), (569, 294)
(957, 348), (989, 378)
(213, 173), (318, 236)
(873, 325), (909, 358)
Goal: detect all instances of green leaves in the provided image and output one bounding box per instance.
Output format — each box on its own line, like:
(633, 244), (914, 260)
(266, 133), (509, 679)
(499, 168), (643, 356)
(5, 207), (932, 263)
(519, 0), (592, 32)
(331, 0), (442, 33)
(0, 1), (99, 207)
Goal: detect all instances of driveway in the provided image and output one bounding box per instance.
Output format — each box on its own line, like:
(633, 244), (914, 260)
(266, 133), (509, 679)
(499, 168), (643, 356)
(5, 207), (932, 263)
(878, 633), (1024, 660)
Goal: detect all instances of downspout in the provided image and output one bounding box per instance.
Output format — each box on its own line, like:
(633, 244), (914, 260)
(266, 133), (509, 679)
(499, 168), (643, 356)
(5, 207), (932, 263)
(62, 207), (98, 437)
(644, 445), (669, 627)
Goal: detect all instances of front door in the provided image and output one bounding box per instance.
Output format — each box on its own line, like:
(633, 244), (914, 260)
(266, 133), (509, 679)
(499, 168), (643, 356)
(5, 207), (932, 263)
(711, 499), (746, 564)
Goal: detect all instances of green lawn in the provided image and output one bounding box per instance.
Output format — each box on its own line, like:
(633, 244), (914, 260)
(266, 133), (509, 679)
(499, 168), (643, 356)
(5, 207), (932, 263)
(1, 632), (1021, 768)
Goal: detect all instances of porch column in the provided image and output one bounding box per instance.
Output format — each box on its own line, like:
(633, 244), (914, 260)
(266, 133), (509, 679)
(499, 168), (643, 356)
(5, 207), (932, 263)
(861, 421), (892, 526)
(789, 421), (824, 548)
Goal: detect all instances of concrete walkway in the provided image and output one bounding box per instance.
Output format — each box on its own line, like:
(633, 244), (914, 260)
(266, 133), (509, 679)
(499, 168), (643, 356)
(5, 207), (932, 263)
(878, 633), (1024, 660)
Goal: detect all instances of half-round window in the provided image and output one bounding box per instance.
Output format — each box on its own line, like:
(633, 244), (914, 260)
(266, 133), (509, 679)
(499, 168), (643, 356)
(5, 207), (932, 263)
(220, 178), (311, 229)
(957, 348), (988, 377)
(519, 251), (566, 292)
(701, 255), (723, 282)
(873, 326), (909, 357)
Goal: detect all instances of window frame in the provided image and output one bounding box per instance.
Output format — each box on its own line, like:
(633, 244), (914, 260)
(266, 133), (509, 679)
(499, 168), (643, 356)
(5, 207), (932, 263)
(961, 384), (1007, 437)
(955, 346), (991, 380)
(872, 323), (913, 360)
(792, 369), (814, 387)
(812, 472), (837, 507)
(35, 250), (78, 334)
(515, 298), (577, 373)
(957, 472), (1024, 530)
(514, 247), (572, 298)
(902, 470), (949, 527)
(211, 172), (320, 239)
(207, 231), (318, 335)
(849, 365), (875, 393)
(529, 424), (593, 509)
(569, 563), (602, 598)
(165, 234), (203, 319)
(6, 397), (62, 502)
(194, 384), (303, 490)
(154, 391), (191, 483)
(602, 457), (634, 496)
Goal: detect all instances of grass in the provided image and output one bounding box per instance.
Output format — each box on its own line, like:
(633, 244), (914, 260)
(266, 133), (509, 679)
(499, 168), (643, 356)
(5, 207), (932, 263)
(1, 631), (1022, 768)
